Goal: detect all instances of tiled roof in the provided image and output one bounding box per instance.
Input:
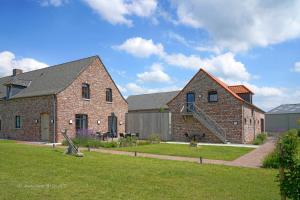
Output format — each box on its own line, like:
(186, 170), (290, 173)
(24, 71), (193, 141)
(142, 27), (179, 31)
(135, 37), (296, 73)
(228, 85), (254, 94)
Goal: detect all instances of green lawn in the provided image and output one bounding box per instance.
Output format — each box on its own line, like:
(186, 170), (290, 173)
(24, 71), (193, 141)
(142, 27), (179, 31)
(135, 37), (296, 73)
(0, 140), (279, 200)
(117, 143), (254, 161)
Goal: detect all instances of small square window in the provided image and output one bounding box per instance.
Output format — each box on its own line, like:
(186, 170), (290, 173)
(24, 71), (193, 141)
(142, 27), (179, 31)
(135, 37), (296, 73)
(106, 88), (112, 102)
(15, 116), (21, 129)
(208, 91), (218, 102)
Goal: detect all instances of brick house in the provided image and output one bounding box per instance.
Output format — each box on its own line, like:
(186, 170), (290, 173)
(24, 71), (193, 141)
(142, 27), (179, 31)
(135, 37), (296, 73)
(127, 69), (265, 144)
(0, 56), (128, 142)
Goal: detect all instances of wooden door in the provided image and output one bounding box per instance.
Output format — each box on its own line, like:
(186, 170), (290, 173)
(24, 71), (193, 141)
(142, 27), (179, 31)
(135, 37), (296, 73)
(41, 113), (50, 142)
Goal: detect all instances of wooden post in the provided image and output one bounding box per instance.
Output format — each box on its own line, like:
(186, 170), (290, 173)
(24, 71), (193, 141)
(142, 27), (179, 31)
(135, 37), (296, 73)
(134, 151), (137, 157)
(279, 142), (286, 200)
(199, 157), (203, 164)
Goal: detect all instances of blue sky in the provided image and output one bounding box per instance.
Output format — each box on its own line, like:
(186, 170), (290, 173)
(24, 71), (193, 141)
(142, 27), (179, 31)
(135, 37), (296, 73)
(0, 0), (300, 111)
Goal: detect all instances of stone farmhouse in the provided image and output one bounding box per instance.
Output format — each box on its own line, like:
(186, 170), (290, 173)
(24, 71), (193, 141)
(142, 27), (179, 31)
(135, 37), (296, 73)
(0, 56), (128, 142)
(127, 69), (265, 144)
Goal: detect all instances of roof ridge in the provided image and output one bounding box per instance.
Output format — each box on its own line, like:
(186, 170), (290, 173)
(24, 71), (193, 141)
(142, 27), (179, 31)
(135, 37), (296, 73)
(127, 90), (180, 97)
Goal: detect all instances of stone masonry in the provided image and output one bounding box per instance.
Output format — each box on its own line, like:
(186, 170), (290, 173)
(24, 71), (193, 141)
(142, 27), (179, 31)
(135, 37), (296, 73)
(168, 69), (265, 144)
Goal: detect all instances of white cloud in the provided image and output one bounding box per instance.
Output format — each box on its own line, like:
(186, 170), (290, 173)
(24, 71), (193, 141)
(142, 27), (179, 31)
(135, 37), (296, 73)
(167, 32), (189, 46)
(116, 37), (251, 81)
(39, 0), (68, 7)
(164, 52), (250, 81)
(114, 37), (164, 58)
(195, 46), (221, 55)
(172, 0), (300, 52)
(137, 63), (171, 83)
(83, 0), (157, 26)
(117, 84), (127, 93)
(293, 62), (300, 73)
(253, 89), (300, 112)
(126, 82), (181, 95)
(0, 51), (48, 77)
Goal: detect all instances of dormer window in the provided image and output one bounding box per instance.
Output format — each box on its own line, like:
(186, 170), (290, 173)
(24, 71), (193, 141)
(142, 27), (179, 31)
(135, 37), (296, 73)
(106, 88), (112, 102)
(208, 91), (218, 102)
(82, 83), (90, 99)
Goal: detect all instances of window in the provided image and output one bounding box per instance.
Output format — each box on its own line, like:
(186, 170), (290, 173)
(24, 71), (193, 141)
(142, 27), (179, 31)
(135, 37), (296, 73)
(244, 118), (247, 124)
(208, 91), (218, 102)
(75, 114), (88, 134)
(186, 92), (195, 112)
(15, 116), (21, 129)
(106, 88), (112, 102)
(82, 83), (90, 99)
(250, 119), (252, 125)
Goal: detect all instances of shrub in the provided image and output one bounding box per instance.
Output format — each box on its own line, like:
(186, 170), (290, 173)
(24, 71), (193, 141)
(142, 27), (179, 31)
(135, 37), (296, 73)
(263, 150), (280, 168)
(277, 129), (300, 200)
(148, 134), (161, 144)
(119, 136), (137, 147)
(62, 138), (117, 148)
(190, 140), (197, 147)
(252, 132), (268, 145)
(137, 140), (151, 146)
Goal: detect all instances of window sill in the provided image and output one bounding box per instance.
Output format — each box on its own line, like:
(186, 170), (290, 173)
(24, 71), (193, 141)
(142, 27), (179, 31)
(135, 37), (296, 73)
(82, 98), (91, 101)
(106, 101), (113, 104)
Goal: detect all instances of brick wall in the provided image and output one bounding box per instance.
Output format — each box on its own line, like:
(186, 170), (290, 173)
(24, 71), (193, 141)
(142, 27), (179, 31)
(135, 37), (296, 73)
(0, 96), (54, 141)
(168, 71), (244, 143)
(55, 58), (128, 142)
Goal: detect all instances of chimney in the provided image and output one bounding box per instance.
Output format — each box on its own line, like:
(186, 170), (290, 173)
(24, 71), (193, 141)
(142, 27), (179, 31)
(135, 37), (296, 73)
(13, 69), (23, 76)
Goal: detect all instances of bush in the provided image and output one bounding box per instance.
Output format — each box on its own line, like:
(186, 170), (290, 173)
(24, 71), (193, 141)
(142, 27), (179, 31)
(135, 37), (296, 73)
(62, 138), (117, 148)
(252, 132), (268, 145)
(119, 136), (137, 147)
(137, 140), (151, 146)
(263, 150), (280, 168)
(148, 134), (161, 144)
(277, 129), (300, 200)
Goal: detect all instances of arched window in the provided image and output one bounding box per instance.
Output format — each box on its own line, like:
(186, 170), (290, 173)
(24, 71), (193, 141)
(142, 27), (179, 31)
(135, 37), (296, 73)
(82, 83), (90, 99)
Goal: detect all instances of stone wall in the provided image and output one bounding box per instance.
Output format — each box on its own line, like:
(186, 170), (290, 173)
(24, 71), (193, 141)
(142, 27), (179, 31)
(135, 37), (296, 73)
(168, 70), (243, 143)
(243, 105), (265, 143)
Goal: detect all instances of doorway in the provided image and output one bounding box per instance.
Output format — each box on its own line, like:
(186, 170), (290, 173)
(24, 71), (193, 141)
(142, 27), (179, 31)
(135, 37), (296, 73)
(108, 113), (118, 137)
(260, 118), (265, 132)
(41, 113), (50, 142)
(186, 92), (195, 112)
(75, 114), (88, 135)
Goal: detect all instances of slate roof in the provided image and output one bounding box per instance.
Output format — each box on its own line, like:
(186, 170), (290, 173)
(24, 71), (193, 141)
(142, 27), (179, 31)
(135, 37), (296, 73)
(0, 56), (97, 99)
(127, 91), (180, 111)
(267, 104), (300, 114)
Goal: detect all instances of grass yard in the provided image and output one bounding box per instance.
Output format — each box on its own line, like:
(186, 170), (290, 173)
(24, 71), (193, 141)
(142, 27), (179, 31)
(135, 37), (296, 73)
(0, 140), (279, 200)
(117, 143), (254, 161)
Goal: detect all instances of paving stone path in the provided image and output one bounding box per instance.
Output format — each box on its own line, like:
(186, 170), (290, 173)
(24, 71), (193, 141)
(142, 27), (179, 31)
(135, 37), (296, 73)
(17, 137), (277, 168)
